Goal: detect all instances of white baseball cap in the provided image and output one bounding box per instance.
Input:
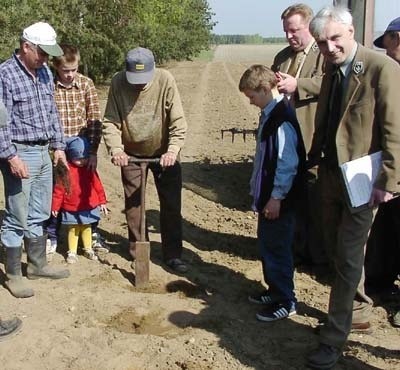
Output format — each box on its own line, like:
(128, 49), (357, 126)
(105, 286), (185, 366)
(22, 22), (63, 57)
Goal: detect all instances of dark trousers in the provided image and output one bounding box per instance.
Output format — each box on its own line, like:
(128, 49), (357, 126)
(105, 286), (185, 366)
(318, 164), (374, 349)
(257, 209), (296, 304)
(294, 169), (327, 266)
(121, 161), (183, 261)
(365, 197), (400, 293)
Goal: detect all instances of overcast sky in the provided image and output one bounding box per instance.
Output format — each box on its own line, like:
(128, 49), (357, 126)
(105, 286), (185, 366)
(208, 0), (400, 37)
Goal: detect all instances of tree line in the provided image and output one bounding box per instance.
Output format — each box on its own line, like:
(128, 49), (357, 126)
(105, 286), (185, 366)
(0, 0), (215, 82)
(211, 34), (287, 45)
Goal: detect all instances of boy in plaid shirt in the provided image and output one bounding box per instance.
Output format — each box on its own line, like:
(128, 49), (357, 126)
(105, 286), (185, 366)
(46, 44), (108, 258)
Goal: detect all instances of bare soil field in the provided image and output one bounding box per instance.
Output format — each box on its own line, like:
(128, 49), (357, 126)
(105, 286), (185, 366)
(0, 44), (399, 370)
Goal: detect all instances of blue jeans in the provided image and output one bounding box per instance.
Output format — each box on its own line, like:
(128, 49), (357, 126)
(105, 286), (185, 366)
(257, 209), (296, 304)
(0, 143), (52, 247)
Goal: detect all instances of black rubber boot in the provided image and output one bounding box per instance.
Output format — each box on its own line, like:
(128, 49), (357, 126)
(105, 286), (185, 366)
(4, 247), (34, 298)
(0, 317), (22, 342)
(25, 234), (70, 280)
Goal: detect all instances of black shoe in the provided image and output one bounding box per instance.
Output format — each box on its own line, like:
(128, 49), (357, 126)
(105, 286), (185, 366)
(392, 310), (400, 327)
(165, 258), (188, 273)
(248, 291), (275, 305)
(307, 343), (341, 369)
(0, 317), (22, 342)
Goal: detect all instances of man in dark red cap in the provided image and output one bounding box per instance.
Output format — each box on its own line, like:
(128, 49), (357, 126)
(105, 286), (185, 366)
(366, 17), (400, 328)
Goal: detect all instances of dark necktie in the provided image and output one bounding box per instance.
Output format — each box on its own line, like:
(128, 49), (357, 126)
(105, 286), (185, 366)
(287, 52), (302, 77)
(324, 67), (343, 166)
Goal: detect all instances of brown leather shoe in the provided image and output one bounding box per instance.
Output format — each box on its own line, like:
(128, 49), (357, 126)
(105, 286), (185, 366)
(351, 321), (373, 334)
(315, 321), (372, 334)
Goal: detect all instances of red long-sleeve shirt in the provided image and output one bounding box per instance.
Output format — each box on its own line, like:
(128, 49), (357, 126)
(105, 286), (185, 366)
(52, 165), (107, 212)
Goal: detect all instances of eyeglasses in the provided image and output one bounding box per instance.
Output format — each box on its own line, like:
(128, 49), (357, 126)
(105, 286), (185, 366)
(26, 42), (49, 58)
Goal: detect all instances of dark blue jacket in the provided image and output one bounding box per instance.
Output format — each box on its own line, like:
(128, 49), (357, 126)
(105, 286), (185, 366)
(255, 99), (306, 213)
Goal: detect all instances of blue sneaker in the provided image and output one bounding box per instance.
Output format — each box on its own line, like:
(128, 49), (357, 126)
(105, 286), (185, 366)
(256, 302), (296, 322)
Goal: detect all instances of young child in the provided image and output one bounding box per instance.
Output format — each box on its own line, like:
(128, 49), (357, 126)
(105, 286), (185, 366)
(46, 44), (107, 259)
(52, 136), (108, 264)
(239, 65), (306, 322)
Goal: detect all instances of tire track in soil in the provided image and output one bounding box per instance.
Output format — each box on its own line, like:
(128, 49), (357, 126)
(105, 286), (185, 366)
(170, 56), (261, 288)
(171, 55), (258, 227)
(177, 56), (258, 211)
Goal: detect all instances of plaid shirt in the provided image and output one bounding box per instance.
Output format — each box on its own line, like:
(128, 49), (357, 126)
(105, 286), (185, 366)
(0, 52), (65, 159)
(54, 73), (102, 154)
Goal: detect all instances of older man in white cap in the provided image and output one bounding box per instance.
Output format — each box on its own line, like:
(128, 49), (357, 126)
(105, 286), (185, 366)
(103, 47), (188, 273)
(0, 22), (70, 299)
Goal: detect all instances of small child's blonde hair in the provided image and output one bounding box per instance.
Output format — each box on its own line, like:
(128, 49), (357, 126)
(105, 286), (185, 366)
(239, 65), (277, 92)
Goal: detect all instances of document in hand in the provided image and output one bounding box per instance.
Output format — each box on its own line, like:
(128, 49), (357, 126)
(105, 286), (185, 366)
(339, 151), (382, 208)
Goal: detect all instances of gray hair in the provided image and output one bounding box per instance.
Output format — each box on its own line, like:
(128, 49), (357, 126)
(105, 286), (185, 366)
(309, 5), (353, 39)
(19, 37), (36, 49)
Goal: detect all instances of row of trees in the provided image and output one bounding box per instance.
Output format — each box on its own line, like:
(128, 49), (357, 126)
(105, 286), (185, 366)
(0, 0), (215, 81)
(211, 34), (287, 45)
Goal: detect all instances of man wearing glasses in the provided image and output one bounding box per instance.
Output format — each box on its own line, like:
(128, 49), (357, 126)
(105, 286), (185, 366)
(0, 22), (70, 299)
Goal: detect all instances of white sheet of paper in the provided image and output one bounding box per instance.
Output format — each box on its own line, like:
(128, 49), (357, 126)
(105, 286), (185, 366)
(339, 151), (382, 208)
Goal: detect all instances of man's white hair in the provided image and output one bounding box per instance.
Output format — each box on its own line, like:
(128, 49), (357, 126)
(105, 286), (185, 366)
(309, 5), (353, 39)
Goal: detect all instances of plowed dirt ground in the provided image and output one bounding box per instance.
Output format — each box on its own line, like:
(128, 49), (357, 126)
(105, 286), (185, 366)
(0, 44), (399, 370)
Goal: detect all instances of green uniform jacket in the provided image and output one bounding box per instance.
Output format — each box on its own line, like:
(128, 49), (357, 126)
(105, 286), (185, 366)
(309, 44), (400, 193)
(272, 41), (324, 152)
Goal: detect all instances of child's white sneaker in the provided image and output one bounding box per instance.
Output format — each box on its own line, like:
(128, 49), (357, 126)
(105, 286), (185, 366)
(46, 239), (57, 253)
(46, 239), (57, 261)
(66, 252), (78, 264)
(92, 233), (109, 253)
(83, 249), (98, 261)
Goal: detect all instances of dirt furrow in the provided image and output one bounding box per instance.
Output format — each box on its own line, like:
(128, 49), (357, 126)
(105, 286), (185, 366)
(0, 45), (399, 370)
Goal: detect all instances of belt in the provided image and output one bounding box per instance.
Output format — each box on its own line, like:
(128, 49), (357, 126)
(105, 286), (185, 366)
(13, 139), (49, 146)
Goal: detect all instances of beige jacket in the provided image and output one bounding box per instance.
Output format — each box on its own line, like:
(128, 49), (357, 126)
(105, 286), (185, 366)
(309, 44), (400, 192)
(272, 41), (324, 152)
(103, 68), (187, 157)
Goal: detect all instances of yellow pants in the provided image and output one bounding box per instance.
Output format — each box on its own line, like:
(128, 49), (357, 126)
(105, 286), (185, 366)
(67, 224), (92, 253)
